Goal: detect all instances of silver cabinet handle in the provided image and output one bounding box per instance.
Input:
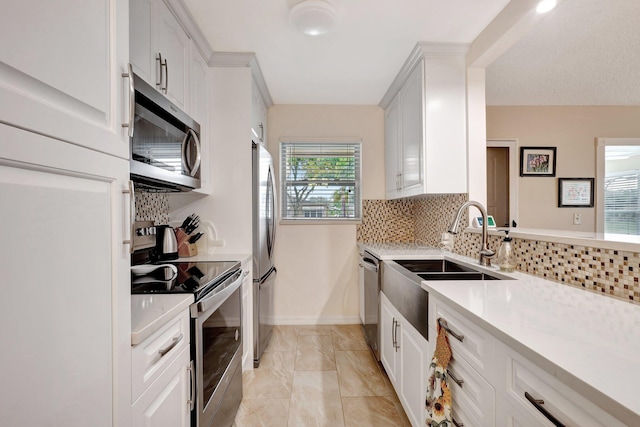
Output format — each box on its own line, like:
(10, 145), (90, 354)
(121, 63), (135, 137)
(259, 122), (264, 142)
(181, 129), (201, 177)
(394, 318), (400, 351)
(438, 318), (464, 342)
(155, 53), (163, 89)
(162, 57), (168, 93)
(447, 368), (464, 388)
(452, 417), (464, 427)
(391, 318), (396, 350)
(122, 180), (136, 253)
(187, 360), (195, 411)
(158, 333), (183, 358)
(525, 392), (566, 427)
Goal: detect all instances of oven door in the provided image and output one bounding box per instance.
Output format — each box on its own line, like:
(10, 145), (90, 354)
(192, 270), (243, 427)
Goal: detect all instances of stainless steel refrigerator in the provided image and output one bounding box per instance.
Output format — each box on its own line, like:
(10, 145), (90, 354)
(252, 141), (277, 367)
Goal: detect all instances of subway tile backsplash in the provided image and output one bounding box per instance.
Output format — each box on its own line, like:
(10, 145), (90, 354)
(357, 195), (640, 305)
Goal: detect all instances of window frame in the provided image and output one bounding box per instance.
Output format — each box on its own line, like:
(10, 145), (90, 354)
(279, 140), (362, 224)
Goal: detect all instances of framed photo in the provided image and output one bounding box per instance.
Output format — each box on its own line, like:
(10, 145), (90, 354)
(520, 146), (557, 177)
(558, 178), (594, 207)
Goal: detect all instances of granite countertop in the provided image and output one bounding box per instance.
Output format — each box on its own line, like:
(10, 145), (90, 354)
(359, 242), (640, 424)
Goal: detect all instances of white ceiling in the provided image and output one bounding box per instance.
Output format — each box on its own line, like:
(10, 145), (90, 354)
(183, 0), (640, 106)
(486, 0), (640, 105)
(184, 0), (510, 105)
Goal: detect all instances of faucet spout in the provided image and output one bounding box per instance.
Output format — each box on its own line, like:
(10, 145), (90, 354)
(448, 200), (496, 267)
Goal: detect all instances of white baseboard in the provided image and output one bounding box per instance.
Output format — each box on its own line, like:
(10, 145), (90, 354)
(272, 315), (361, 325)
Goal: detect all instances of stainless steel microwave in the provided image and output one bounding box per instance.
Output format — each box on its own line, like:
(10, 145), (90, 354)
(129, 72), (201, 192)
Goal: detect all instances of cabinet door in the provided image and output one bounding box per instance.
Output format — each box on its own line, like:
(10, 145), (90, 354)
(399, 322), (429, 427)
(156, 0), (190, 110)
(241, 263), (253, 370)
(132, 346), (191, 427)
(0, 124), (131, 426)
(0, 0), (130, 159)
(190, 43), (210, 194)
(130, 0), (156, 84)
(251, 79), (267, 144)
(358, 258), (365, 324)
(384, 94), (401, 199)
(380, 293), (399, 386)
(399, 60), (424, 195)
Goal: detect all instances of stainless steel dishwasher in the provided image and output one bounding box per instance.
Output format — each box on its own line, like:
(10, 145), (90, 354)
(360, 250), (381, 360)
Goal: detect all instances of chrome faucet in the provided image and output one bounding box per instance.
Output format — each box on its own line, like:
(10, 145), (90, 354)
(448, 200), (496, 267)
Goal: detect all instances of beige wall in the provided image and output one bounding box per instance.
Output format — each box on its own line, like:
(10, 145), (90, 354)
(267, 104), (384, 324)
(486, 106), (640, 230)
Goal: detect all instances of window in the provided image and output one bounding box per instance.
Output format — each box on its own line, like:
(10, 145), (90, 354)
(280, 141), (361, 221)
(604, 170), (640, 235)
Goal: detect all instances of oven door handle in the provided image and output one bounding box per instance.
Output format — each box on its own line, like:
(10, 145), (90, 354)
(196, 270), (243, 314)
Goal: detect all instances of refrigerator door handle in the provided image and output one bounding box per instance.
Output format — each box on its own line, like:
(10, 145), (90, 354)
(260, 266), (277, 285)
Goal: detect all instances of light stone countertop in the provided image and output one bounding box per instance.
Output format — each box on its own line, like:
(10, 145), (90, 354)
(358, 242), (640, 424)
(131, 293), (193, 345)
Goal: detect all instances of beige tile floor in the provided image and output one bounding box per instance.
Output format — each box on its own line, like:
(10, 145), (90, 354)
(233, 325), (413, 427)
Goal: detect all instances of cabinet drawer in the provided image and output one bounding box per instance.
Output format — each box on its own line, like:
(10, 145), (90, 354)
(430, 297), (494, 377)
(132, 309), (190, 402)
(434, 328), (495, 427)
(499, 343), (625, 427)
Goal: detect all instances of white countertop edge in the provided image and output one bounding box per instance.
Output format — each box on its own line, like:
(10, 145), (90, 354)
(465, 227), (640, 253)
(131, 294), (194, 345)
(422, 281), (640, 425)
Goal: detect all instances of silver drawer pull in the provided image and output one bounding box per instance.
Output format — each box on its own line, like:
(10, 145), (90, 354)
(187, 360), (195, 411)
(438, 318), (464, 342)
(158, 333), (183, 358)
(452, 418), (464, 427)
(447, 368), (464, 388)
(524, 391), (566, 427)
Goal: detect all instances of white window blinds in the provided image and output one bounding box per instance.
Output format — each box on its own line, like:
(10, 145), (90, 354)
(280, 142), (361, 221)
(604, 170), (640, 235)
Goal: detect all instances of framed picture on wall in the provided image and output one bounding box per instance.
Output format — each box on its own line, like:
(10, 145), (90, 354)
(558, 178), (595, 207)
(520, 146), (557, 177)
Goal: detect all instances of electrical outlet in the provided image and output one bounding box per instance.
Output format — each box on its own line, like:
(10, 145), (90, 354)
(573, 213), (582, 225)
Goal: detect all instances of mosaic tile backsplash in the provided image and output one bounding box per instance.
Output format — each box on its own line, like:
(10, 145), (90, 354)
(357, 195), (640, 305)
(134, 192), (170, 224)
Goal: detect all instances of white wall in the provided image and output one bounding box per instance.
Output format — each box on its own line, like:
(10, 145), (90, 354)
(267, 105), (384, 324)
(487, 106), (640, 231)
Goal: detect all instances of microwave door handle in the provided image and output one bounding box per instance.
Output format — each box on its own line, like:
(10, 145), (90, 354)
(181, 129), (201, 177)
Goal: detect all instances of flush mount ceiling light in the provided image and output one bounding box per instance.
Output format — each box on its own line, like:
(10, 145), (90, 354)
(289, 0), (338, 36)
(536, 0), (557, 14)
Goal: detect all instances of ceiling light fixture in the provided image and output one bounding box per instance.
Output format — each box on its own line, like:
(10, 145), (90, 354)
(289, 0), (337, 36)
(536, 0), (557, 14)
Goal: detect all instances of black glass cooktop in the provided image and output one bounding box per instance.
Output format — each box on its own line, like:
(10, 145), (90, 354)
(131, 260), (240, 300)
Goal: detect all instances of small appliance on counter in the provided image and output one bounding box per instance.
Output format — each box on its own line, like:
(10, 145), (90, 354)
(155, 225), (178, 260)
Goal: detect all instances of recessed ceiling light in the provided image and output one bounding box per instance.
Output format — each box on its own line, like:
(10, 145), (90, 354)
(536, 0), (557, 14)
(289, 0), (338, 36)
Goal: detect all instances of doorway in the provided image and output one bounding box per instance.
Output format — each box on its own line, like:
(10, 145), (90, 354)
(487, 139), (519, 228)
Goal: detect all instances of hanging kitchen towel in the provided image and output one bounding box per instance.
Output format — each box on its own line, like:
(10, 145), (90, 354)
(425, 319), (453, 426)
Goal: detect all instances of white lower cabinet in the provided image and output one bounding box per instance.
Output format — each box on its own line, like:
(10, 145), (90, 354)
(132, 346), (191, 427)
(380, 292), (429, 427)
(494, 341), (626, 427)
(241, 260), (253, 370)
(132, 308), (192, 427)
(430, 295), (627, 427)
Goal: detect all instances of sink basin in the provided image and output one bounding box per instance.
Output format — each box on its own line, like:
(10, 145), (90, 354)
(393, 259), (510, 281)
(418, 271), (501, 281)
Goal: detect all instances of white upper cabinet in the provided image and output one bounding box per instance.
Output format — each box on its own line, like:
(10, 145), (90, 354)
(0, 0), (130, 159)
(190, 43), (210, 194)
(130, 0), (190, 111)
(382, 43), (468, 199)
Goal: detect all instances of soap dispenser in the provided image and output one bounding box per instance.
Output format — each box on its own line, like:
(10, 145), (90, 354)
(497, 230), (516, 272)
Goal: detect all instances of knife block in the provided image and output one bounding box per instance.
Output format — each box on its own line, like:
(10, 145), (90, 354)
(175, 228), (198, 257)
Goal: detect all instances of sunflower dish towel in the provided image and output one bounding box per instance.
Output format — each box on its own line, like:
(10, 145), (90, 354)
(425, 319), (453, 426)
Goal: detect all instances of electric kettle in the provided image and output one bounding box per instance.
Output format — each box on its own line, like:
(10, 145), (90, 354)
(155, 225), (178, 260)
